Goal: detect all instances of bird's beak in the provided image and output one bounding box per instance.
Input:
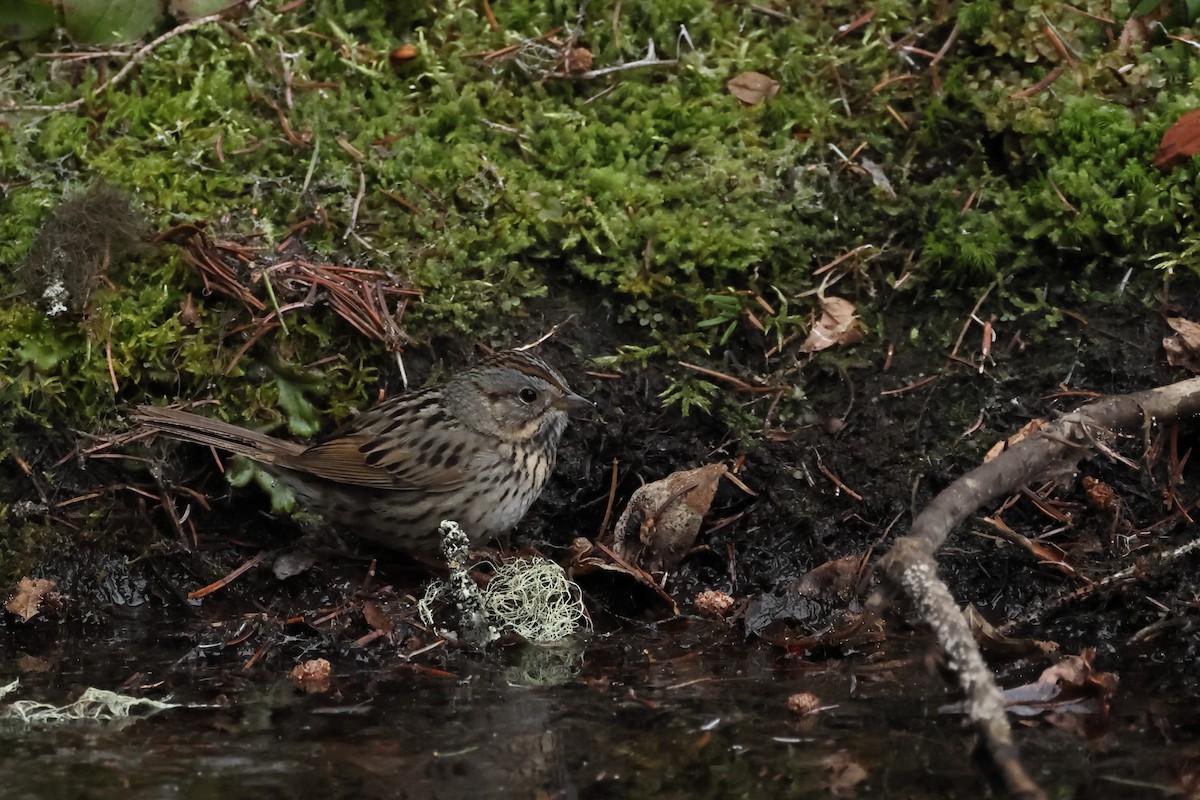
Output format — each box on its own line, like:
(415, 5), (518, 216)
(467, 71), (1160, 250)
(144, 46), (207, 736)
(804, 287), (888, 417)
(554, 390), (594, 413)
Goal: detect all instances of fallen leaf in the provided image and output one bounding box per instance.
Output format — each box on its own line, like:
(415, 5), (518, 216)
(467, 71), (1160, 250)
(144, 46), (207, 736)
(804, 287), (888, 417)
(17, 654), (53, 673)
(564, 46), (593, 73)
(289, 658), (332, 694)
(787, 691), (822, 716)
(1154, 109), (1200, 170)
(361, 600), (394, 633)
(612, 463), (729, 572)
(694, 589), (735, 618)
(794, 555), (861, 602)
(823, 750), (868, 796)
(727, 72), (780, 105)
(995, 649), (1116, 718)
(1117, 15), (1149, 54)
(1164, 316), (1200, 372)
(1082, 476), (1120, 514)
(799, 296), (864, 353)
(963, 604), (1058, 661)
(6, 577), (57, 622)
(983, 419), (1043, 462)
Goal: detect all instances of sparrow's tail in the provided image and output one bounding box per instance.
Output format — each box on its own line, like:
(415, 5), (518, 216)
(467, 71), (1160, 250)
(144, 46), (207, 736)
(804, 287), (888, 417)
(131, 405), (305, 464)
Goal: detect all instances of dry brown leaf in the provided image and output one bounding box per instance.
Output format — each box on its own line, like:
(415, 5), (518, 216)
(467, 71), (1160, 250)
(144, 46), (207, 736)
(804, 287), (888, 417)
(1117, 15), (1149, 54)
(361, 600), (394, 633)
(17, 654), (53, 673)
(564, 46), (593, 73)
(6, 577), (57, 622)
(983, 419), (1043, 462)
(694, 589), (735, 618)
(727, 71), (780, 105)
(1164, 316), (1200, 372)
(799, 296), (864, 353)
(823, 750), (869, 796)
(786, 691), (823, 716)
(1154, 109), (1200, 171)
(995, 649), (1117, 718)
(613, 463), (728, 572)
(963, 604), (1058, 661)
(794, 555), (861, 602)
(289, 658), (332, 694)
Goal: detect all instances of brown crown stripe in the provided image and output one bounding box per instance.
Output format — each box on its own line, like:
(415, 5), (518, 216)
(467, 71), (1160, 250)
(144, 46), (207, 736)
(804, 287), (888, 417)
(485, 351), (567, 391)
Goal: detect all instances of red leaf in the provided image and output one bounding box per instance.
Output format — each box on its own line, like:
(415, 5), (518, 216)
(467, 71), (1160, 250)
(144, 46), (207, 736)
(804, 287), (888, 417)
(1154, 108), (1200, 170)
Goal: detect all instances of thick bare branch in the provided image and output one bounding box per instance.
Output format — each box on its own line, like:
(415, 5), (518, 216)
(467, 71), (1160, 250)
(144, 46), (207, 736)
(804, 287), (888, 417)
(870, 375), (1200, 799)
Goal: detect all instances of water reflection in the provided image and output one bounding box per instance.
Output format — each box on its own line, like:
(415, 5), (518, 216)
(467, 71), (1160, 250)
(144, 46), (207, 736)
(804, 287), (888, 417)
(1, 617), (1190, 799)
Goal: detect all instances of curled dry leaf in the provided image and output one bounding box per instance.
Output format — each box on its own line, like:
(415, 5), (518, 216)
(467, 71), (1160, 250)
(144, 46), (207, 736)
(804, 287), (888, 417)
(6, 577), (57, 622)
(1082, 476), (1120, 515)
(963, 604), (1058, 661)
(289, 658), (332, 694)
(799, 296), (864, 353)
(1154, 109), (1200, 171)
(564, 46), (594, 73)
(390, 43), (419, 65)
(794, 555), (861, 602)
(694, 589), (735, 618)
(787, 691), (823, 716)
(361, 600), (395, 633)
(823, 750), (869, 797)
(1163, 316), (1200, 372)
(727, 71), (780, 105)
(613, 463), (728, 572)
(983, 419), (1043, 462)
(997, 649), (1118, 718)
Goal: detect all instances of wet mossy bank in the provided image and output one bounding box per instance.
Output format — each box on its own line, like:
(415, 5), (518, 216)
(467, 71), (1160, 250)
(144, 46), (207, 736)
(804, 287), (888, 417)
(0, 2), (1197, 603)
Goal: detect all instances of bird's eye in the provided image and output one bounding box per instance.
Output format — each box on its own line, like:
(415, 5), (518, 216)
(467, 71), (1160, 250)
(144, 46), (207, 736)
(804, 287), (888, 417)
(518, 387), (538, 404)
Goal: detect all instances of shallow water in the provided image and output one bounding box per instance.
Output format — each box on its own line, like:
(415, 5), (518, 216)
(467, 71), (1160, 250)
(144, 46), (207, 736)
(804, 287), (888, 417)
(0, 613), (1193, 799)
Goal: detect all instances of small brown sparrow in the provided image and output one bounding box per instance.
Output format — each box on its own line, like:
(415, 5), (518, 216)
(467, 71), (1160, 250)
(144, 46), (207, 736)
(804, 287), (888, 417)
(133, 350), (591, 553)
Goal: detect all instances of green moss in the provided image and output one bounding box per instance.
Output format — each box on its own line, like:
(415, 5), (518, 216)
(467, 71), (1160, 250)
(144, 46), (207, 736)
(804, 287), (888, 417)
(0, 0), (1195, 448)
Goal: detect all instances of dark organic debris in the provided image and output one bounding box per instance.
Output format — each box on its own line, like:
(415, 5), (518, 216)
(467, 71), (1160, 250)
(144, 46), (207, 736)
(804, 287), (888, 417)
(1163, 316), (1200, 372)
(612, 463), (729, 572)
(22, 183), (146, 315)
(289, 658), (332, 694)
(727, 71), (780, 105)
(156, 222), (418, 354)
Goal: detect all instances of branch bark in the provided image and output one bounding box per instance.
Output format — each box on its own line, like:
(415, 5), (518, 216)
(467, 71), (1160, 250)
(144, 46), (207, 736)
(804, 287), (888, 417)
(869, 376), (1200, 799)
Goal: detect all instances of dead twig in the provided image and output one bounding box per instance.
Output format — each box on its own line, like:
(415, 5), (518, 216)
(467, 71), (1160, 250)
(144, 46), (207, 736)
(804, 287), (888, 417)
(879, 375), (939, 396)
(555, 40), (677, 80)
(678, 361), (776, 393)
(1009, 66), (1065, 100)
(818, 464), (863, 502)
(598, 458), (620, 538)
(4, 9), (237, 113)
(189, 549), (276, 600)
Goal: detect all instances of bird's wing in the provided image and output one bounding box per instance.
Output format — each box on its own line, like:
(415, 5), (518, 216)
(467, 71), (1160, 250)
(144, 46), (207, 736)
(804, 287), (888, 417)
(281, 433), (467, 492)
